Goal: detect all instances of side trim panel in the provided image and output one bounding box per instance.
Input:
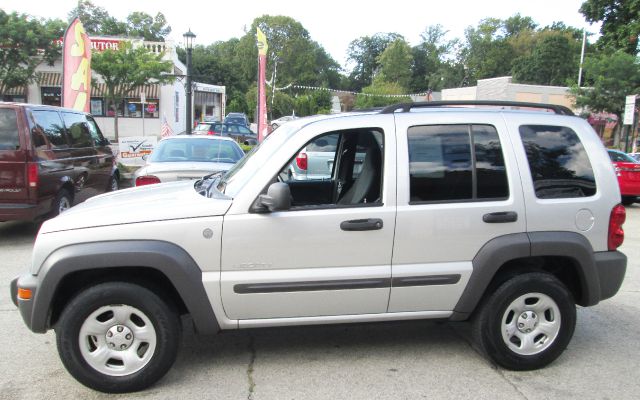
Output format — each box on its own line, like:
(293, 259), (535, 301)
(391, 274), (461, 287)
(30, 240), (219, 334)
(234, 278), (391, 294)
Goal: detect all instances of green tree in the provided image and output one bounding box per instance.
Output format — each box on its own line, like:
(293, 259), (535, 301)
(346, 33), (404, 91)
(512, 34), (580, 85)
(91, 42), (173, 139)
(570, 51), (640, 146)
(377, 39), (413, 91)
(411, 25), (462, 92)
(461, 18), (517, 83)
(580, 0), (640, 55)
(126, 11), (171, 41)
(67, 0), (127, 36)
(0, 10), (64, 96)
(354, 79), (410, 109)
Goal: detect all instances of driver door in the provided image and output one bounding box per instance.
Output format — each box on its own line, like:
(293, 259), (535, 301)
(220, 128), (395, 320)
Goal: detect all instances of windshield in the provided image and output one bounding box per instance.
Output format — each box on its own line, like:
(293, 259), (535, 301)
(218, 124), (299, 196)
(149, 138), (244, 163)
(609, 151), (639, 163)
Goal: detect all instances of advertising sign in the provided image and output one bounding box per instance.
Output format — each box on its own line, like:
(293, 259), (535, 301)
(118, 136), (157, 166)
(623, 95), (636, 125)
(256, 27), (268, 142)
(62, 18), (92, 112)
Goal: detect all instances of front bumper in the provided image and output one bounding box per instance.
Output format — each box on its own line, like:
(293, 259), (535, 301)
(10, 274), (41, 332)
(594, 250), (627, 301)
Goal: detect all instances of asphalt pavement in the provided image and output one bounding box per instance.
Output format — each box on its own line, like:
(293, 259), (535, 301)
(1, 206), (639, 399)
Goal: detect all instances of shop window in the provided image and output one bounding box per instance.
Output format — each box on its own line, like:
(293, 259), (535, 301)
(123, 99), (159, 118)
(90, 98), (104, 116)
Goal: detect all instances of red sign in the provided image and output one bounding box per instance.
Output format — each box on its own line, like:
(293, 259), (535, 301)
(62, 18), (92, 112)
(146, 104), (156, 113)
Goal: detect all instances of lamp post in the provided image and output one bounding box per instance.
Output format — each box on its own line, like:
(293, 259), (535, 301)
(183, 29), (196, 135)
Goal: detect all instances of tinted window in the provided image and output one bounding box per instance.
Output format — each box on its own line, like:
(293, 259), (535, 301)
(86, 117), (107, 146)
(61, 112), (93, 148)
(32, 110), (68, 148)
(408, 124), (508, 203)
(519, 125), (596, 198)
(608, 150), (637, 163)
(0, 109), (19, 150)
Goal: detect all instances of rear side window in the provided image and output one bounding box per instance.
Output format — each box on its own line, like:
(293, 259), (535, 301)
(519, 125), (596, 199)
(86, 116), (107, 146)
(0, 109), (19, 150)
(61, 112), (93, 148)
(32, 110), (69, 148)
(408, 124), (508, 203)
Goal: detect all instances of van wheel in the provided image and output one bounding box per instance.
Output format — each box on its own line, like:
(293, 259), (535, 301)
(472, 272), (576, 370)
(55, 282), (180, 393)
(52, 190), (73, 216)
(108, 175), (119, 192)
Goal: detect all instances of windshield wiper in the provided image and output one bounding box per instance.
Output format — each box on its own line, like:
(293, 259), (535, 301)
(195, 171), (224, 196)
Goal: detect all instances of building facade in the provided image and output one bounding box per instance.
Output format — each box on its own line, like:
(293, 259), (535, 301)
(2, 37), (225, 141)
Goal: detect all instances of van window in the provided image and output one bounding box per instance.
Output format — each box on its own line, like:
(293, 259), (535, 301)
(408, 124), (508, 203)
(86, 116), (107, 146)
(519, 125), (596, 199)
(61, 112), (93, 148)
(0, 109), (19, 150)
(32, 110), (69, 148)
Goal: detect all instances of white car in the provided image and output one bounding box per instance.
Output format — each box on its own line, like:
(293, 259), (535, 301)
(12, 101), (627, 393)
(271, 115), (298, 130)
(133, 135), (245, 186)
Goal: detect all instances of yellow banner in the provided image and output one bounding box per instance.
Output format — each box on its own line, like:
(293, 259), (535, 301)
(256, 27), (268, 56)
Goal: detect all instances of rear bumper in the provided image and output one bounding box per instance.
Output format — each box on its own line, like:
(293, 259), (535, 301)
(0, 203), (38, 221)
(594, 251), (627, 301)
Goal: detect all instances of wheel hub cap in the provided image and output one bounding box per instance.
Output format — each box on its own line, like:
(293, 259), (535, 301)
(105, 324), (134, 350)
(517, 311), (538, 333)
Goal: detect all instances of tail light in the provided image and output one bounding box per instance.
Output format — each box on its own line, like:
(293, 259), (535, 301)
(608, 204), (626, 250)
(296, 152), (308, 170)
(135, 175), (161, 186)
(27, 162), (39, 188)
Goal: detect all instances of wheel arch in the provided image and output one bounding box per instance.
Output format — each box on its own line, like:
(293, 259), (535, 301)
(451, 232), (601, 321)
(31, 240), (220, 334)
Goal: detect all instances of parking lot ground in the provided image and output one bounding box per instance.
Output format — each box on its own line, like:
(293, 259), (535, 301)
(1, 205), (639, 399)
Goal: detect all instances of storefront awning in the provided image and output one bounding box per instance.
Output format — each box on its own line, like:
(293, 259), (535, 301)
(38, 72), (62, 87)
(1, 86), (26, 96)
(92, 83), (159, 99)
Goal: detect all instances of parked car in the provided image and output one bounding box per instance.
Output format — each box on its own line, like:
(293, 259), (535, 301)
(0, 102), (118, 222)
(134, 135), (244, 186)
(629, 152), (640, 162)
(608, 149), (640, 205)
(271, 115), (298, 130)
(12, 101), (627, 393)
(194, 122), (258, 145)
(223, 112), (249, 127)
(287, 133), (365, 180)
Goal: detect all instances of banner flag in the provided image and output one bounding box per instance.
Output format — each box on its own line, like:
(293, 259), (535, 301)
(161, 114), (174, 138)
(256, 27), (268, 142)
(62, 18), (92, 112)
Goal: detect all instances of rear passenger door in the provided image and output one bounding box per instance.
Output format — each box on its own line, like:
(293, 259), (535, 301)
(60, 112), (100, 203)
(389, 113), (526, 313)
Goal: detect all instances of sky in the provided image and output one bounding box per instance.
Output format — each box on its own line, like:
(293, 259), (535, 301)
(3, 0), (599, 69)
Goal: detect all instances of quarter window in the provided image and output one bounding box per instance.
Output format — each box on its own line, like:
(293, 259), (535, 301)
(408, 124), (508, 203)
(519, 125), (596, 199)
(32, 110), (69, 148)
(0, 109), (19, 150)
(61, 112), (93, 148)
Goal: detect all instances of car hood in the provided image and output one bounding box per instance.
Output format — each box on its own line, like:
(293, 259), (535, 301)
(40, 180), (232, 234)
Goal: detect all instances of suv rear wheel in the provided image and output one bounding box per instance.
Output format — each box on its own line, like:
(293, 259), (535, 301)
(52, 189), (72, 217)
(472, 272), (576, 370)
(55, 282), (180, 393)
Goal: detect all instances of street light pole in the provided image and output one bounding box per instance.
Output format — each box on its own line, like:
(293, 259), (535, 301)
(183, 29), (196, 135)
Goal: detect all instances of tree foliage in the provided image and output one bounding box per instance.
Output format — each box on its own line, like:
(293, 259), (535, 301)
(411, 25), (462, 92)
(346, 33), (404, 91)
(0, 10), (64, 95)
(91, 42), (173, 139)
(580, 0), (640, 55)
(512, 33), (580, 85)
(68, 1), (171, 41)
(354, 79), (411, 109)
(377, 39), (413, 91)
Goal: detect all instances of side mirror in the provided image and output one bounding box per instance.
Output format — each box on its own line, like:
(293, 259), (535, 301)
(256, 182), (291, 212)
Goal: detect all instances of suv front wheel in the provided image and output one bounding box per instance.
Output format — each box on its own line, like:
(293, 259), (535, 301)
(472, 272), (576, 370)
(55, 282), (180, 393)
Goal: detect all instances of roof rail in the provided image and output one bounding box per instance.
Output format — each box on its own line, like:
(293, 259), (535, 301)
(379, 101), (575, 116)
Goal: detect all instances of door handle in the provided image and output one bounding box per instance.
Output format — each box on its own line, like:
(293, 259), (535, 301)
(340, 218), (383, 231)
(483, 211), (518, 223)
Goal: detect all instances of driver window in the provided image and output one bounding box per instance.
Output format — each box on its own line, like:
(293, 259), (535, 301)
(278, 129), (384, 208)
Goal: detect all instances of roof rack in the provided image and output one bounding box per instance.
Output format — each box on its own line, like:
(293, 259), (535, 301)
(379, 100), (575, 116)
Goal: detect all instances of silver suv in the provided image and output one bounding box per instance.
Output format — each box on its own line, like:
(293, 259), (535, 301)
(11, 101), (627, 393)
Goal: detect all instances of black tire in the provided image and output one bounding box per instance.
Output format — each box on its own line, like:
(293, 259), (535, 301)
(621, 196), (635, 206)
(51, 189), (73, 217)
(472, 272), (576, 370)
(107, 174), (119, 192)
(55, 282), (180, 393)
